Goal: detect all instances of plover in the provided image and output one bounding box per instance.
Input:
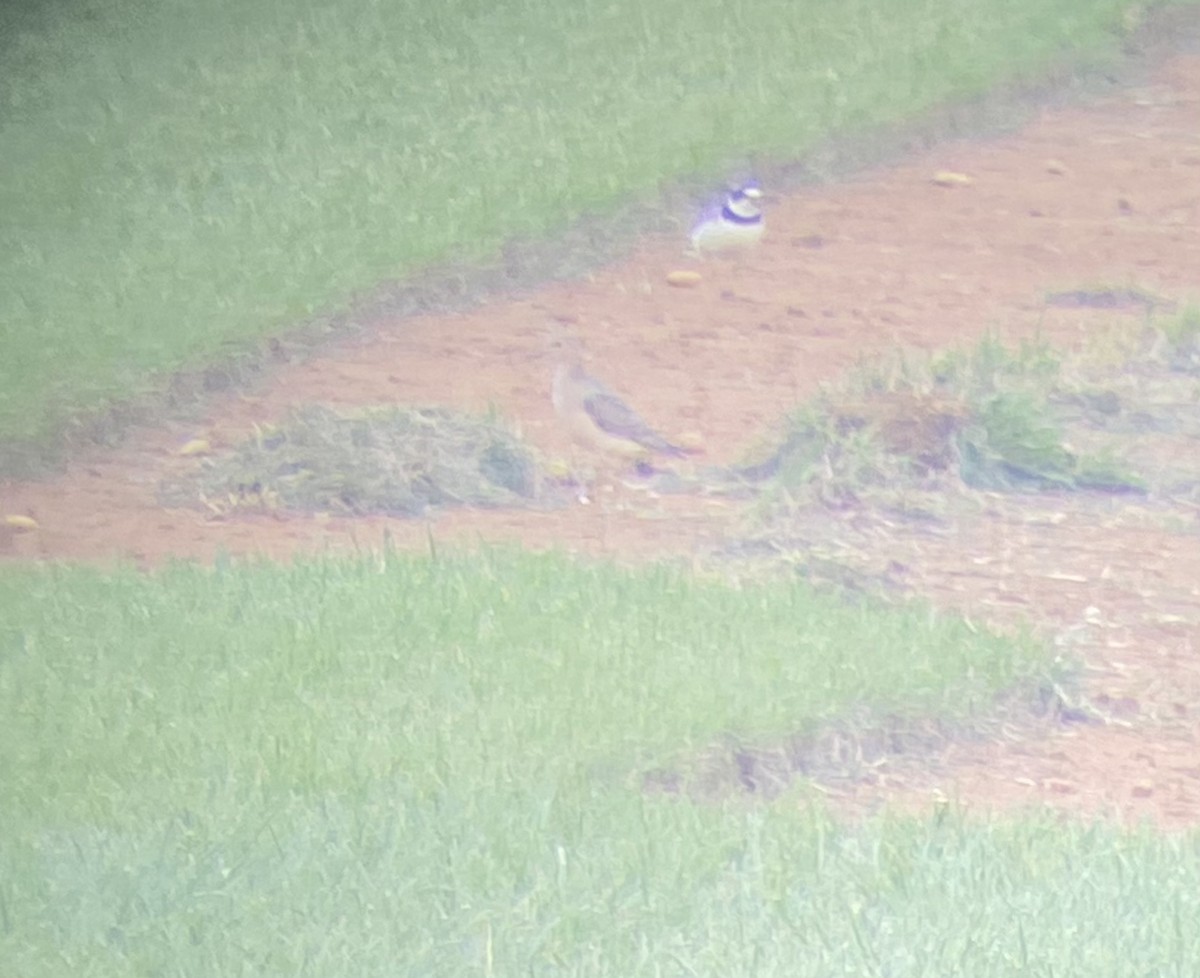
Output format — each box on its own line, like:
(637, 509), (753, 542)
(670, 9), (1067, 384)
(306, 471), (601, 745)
(690, 181), (764, 255)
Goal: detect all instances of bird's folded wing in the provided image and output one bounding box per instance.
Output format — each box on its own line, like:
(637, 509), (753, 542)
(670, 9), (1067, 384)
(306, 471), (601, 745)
(584, 390), (683, 455)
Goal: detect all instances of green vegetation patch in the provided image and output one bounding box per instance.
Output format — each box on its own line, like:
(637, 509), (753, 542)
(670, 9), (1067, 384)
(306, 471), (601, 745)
(159, 404), (540, 517)
(718, 303), (1200, 591)
(1158, 301), (1200, 370)
(742, 332), (1147, 510)
(0, 549), (1080, 975)
(935, 335), (1145, 493)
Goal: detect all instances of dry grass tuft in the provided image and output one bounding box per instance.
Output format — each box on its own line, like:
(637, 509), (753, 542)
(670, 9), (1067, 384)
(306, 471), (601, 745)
(161, 404), (541, 518)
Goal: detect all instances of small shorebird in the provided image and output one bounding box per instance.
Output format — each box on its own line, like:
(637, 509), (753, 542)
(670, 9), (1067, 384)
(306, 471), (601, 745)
(690, 181), (764, 255)
(552, 360), (694, 463)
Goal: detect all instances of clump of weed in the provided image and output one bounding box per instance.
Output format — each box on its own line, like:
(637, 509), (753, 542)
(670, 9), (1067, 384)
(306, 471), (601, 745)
(739, 389), (970, 510)
(1154, 303), (1200, 370)
(740, 333), (1143, 509)
(958, 391), (1139, 492)
(161, 404), (540, 517)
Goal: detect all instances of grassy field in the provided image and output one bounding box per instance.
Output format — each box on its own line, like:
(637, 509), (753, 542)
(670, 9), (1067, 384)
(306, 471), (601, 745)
(6, 2), (1200, 973)
(6, 550), (1198, 976)
(0, 0), (1152, 453)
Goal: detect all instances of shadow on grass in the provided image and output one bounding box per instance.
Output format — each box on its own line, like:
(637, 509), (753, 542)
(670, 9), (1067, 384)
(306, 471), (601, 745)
(642, 675), (1088, 804)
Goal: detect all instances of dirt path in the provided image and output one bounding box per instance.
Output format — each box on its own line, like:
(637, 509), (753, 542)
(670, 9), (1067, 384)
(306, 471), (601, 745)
(3, 50), (1199, 826)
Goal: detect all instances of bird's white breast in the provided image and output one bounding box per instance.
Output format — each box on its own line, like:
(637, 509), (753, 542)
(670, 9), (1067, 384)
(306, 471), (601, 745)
(690, 216), (764, 255)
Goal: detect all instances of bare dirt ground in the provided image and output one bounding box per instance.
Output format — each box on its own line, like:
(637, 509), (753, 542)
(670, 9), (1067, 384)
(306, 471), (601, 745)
(3, 45), (1200, 826)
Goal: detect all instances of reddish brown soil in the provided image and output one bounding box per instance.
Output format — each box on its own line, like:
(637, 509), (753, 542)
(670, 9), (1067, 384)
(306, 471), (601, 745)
(3, 54), (1199, 826)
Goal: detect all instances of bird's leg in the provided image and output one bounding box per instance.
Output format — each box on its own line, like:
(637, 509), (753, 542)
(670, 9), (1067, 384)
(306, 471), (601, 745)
(566, 449), (595, 504)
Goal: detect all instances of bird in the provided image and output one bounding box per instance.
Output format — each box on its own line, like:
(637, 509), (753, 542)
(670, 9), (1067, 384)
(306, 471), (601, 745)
(689, 181), (765, 255)
(551, 359), (695, 464)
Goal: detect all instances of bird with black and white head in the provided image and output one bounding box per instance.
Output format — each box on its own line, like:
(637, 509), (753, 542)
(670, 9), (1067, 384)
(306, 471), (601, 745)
(689, 180), (764, 255)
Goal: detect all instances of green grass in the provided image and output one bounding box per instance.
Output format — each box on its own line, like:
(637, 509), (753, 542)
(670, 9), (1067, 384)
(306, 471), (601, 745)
(1160, 301), (1200, 363)
(1, 0), (1151, 451)
(5, 5), (1200, 972)
(746, 332), (1145, 512)
(0, 547), (1102, 976)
